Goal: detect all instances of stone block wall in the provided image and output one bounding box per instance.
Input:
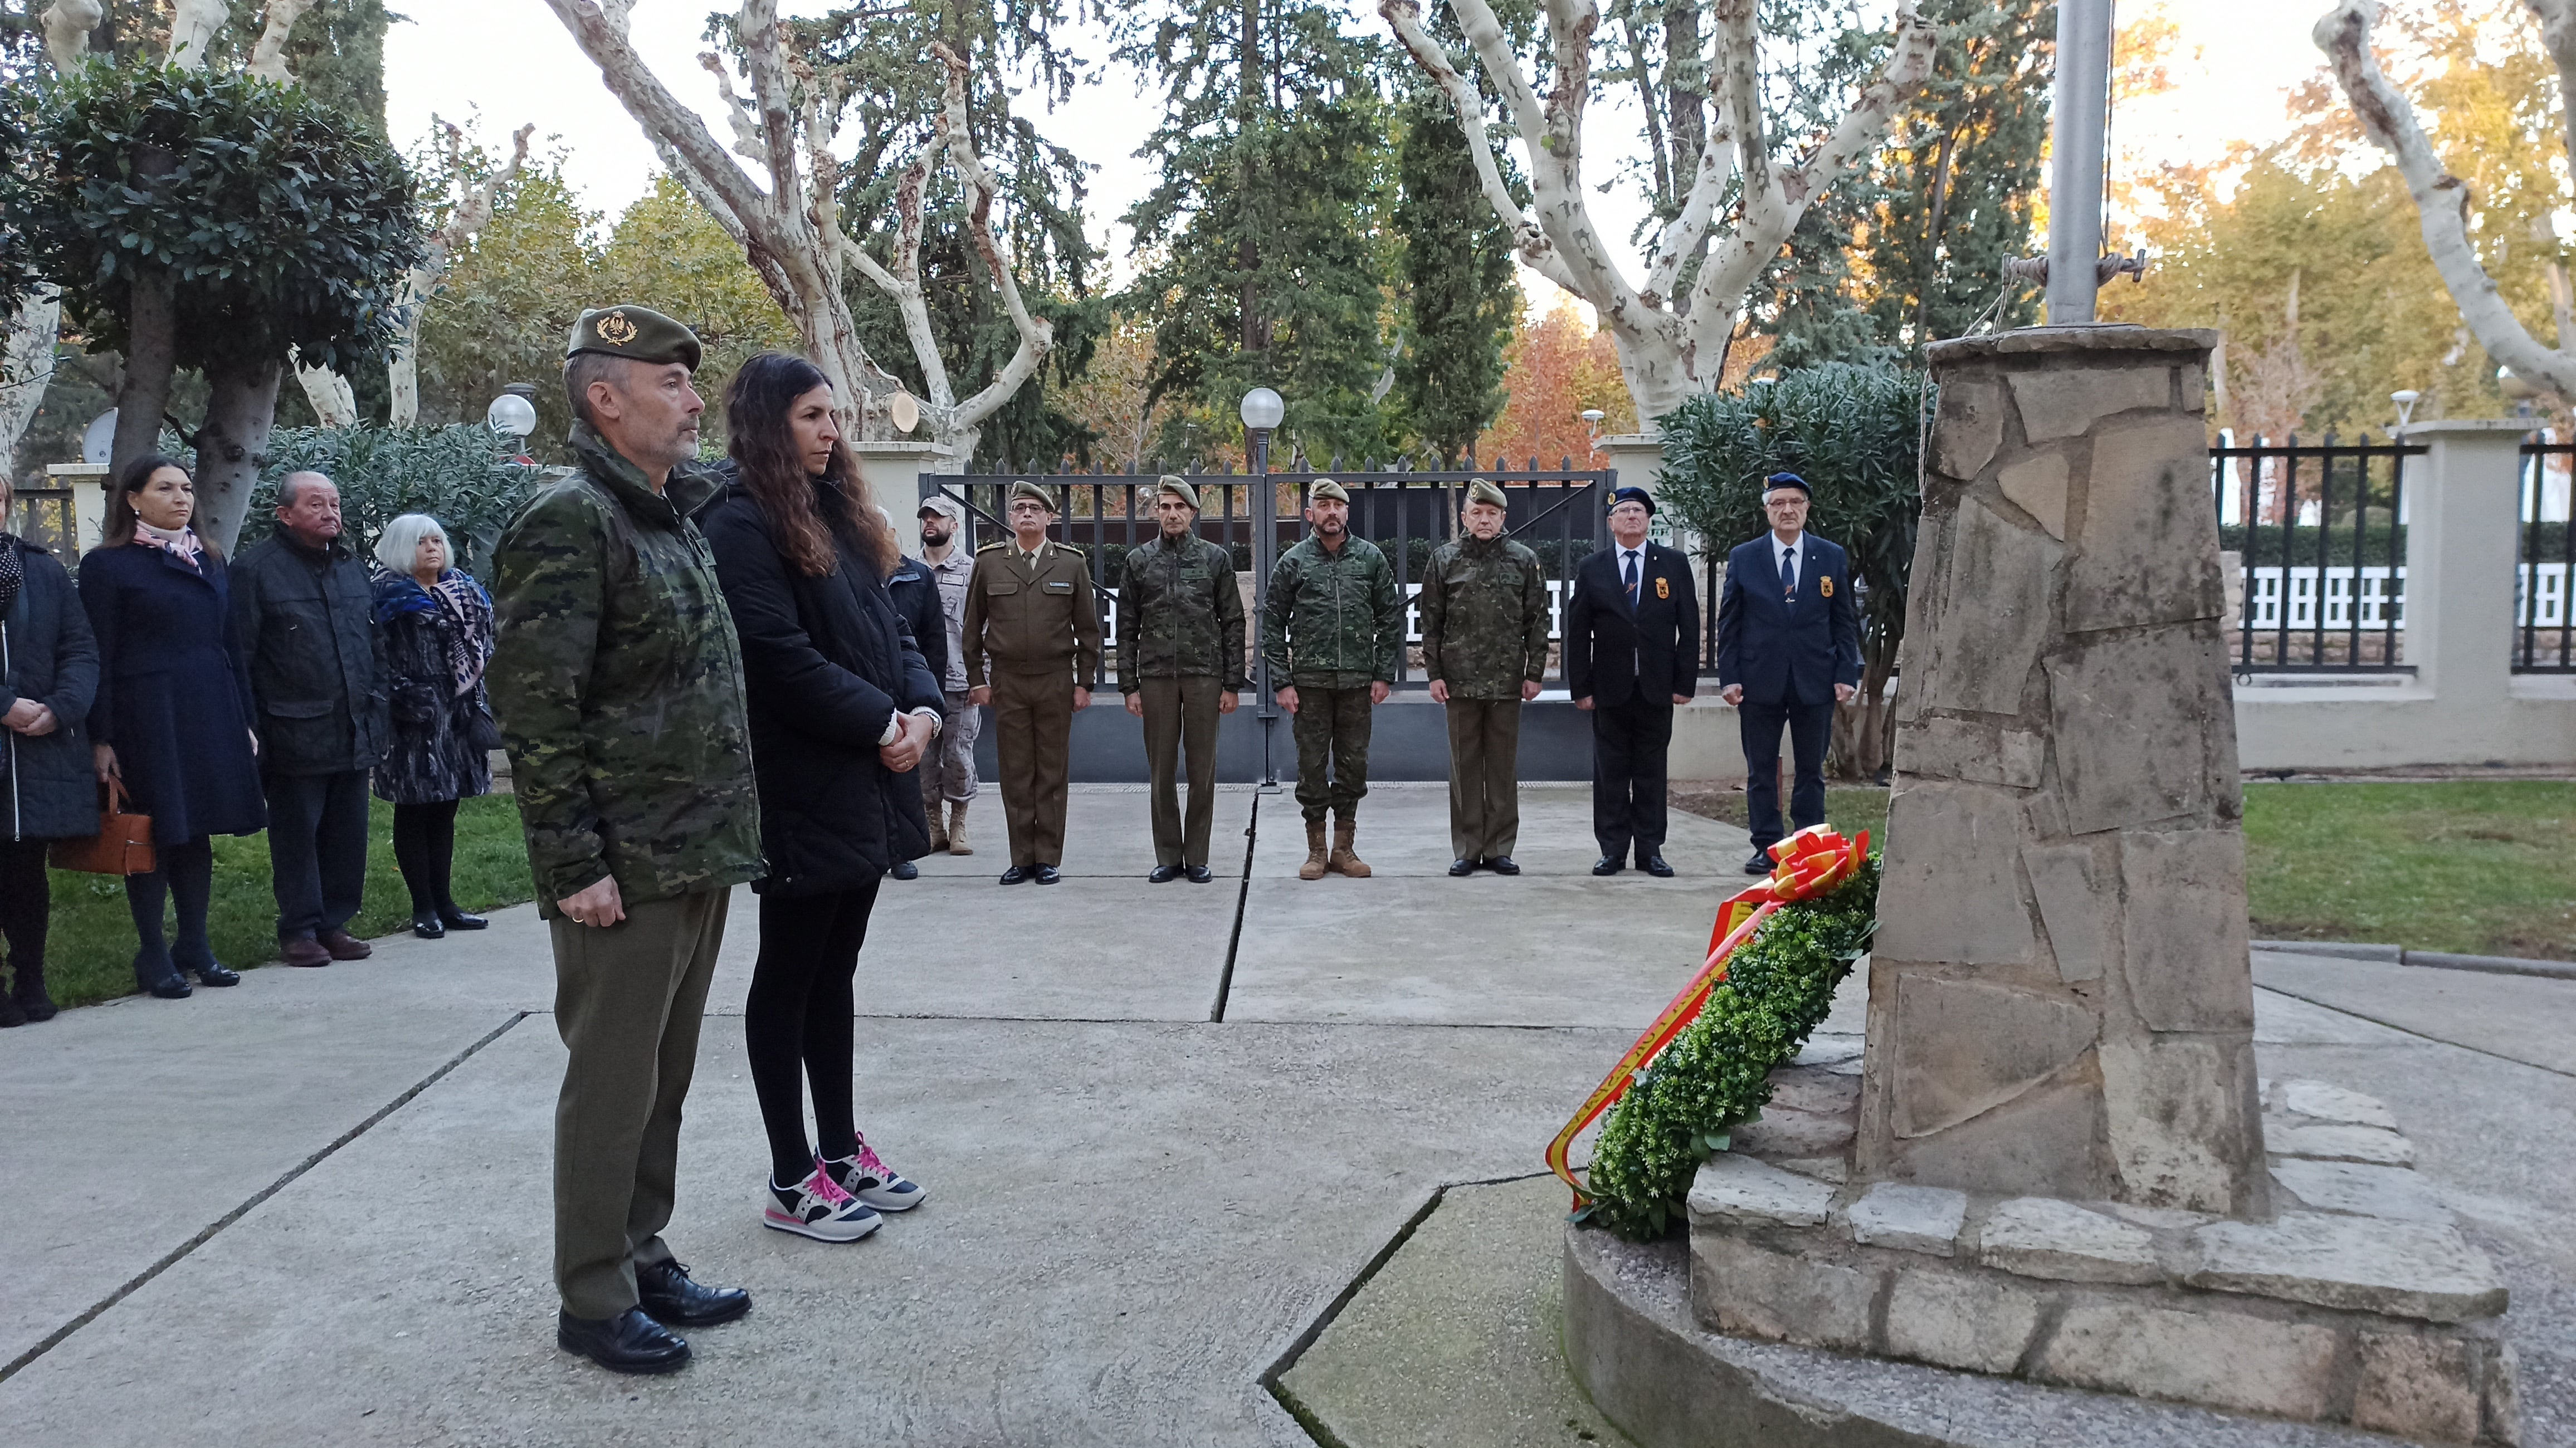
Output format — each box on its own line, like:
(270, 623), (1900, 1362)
(1856, 328), (2270, 1217)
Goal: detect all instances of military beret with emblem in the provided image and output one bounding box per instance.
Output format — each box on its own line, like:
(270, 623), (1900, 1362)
(1465, 478), (1508, 511)
(565, 305), (703, 371)
(1307, 478), (1350, 504)
(1157, 474), (1200, 511)
(1606, 484), (1656, 515)
(1008, 479), (1060, 512)
(1762, 471), (1812, 498)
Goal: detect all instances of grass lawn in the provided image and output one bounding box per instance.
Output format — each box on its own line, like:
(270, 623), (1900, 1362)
(41, 793), (535, 1011)
(1672, 780), (2574, 961)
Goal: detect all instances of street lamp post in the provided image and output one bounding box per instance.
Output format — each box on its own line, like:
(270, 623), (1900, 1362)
(486, 388), (539, 464)
(1241, 386), (1286, 789)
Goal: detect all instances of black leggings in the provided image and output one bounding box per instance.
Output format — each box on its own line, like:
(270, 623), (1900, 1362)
(126, 836), (216, 984)
(0, 838), (50, 979)
(744, 880), (882, 1187)
(392, 799), (459, 914)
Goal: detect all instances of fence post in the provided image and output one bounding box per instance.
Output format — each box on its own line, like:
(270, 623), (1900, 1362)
(2393, 419), (2526, 702)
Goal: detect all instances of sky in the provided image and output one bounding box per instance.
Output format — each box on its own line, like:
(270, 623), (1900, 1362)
(383, 0), (2338, 313)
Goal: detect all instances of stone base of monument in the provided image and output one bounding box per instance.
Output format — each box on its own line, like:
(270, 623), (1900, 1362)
(1567, 1063), (2524, 1446)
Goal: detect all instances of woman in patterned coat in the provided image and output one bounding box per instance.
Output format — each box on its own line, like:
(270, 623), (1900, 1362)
(370, 514), (497, 939)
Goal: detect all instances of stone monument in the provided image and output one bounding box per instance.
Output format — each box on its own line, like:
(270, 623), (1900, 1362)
(1567, 329), (2523, 1447)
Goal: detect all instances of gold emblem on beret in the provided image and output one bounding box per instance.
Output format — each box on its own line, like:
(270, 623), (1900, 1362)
(597, 310), (639, 346)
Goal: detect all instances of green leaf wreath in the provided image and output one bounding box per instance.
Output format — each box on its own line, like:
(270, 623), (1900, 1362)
(1581, 859), (1880, 1240)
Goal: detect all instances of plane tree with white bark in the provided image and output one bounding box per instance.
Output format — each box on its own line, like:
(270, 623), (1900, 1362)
(2316, 0), (2576, 403)
(536, 0), (1055, 459)
(1378, 0), (1941, 425)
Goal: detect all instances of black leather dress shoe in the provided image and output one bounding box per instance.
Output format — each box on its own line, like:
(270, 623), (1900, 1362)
(1486, 855), (1520, 876)
(1032, 863), (1062, 885)
(148, 977), (193, 1000)
(999, 865), (1029, 885)
(558, 1308), (690, 1374)
(188, 961), (241, 987)
(890, 859), (919, 880)
(413, 911), (446, 940)
(1185, 865), (1214, 884)
(437, 906), (489, 931)
(1641, 855), (1676, 878)
(1591, 857), (1622, 877)
(1743, 849), (1775, 875)
(636, 1260), (750, 1327)
(1149, 864), (1182, 883)
(1448, 858), (1476, 877)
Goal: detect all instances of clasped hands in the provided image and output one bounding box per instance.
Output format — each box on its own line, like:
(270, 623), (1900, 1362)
(1713, 683), (1858, 707)
(4, 698), (56, 736)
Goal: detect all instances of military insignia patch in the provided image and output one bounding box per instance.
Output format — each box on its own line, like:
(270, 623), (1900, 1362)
(1820, 575), (1834, 598)
(597, 310), (638, 345)
(1655, 576), (1670, 600)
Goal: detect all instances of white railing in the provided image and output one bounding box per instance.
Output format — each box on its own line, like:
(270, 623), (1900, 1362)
(2238, 566), (2406, 632)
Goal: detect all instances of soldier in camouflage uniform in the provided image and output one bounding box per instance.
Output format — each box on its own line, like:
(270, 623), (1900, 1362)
(489, 305), (762, 1375)
(1260, 478), (1401, 880)
(1419, 479), (1550, 876)
(1117, 476), (1246, 882)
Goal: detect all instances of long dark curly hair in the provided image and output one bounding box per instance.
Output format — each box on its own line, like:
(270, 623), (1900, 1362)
(724, 352), (896, 578)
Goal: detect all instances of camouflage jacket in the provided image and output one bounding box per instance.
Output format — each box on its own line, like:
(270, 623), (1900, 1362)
(1116, 532), (1247, 692)
(1419, 534), (1550, 699)
(1260, 534), (1401, 689)
(487, 423), (763, 909)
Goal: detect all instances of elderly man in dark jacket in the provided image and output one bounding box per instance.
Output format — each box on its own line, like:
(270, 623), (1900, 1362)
(0, 495), (99, 1026)
(230, 472), (390, 968)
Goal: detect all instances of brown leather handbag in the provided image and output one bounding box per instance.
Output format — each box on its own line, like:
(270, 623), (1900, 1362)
(51, 777), (155, 876)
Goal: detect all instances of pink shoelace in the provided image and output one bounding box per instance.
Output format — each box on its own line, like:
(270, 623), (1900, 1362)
(803, 1163), (860, 1207)
(847, 1137), (894, 1182)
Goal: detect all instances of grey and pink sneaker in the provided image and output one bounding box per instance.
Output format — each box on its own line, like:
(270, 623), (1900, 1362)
(764, 1162), (882, 1242)
(823, 1136), (925, 1212)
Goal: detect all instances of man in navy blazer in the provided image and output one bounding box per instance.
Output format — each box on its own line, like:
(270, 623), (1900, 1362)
(1565, 486), (1699, 877)
(1716, 472), (1862, 874)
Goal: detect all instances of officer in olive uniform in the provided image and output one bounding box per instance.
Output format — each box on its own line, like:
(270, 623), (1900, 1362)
(1117, 477), (1246, 883)
(1260, 478), (1401, 880)
(490, 305), (762, 1374)
(1419, 479), (1550, 876)
(962, 481), (1102, 884)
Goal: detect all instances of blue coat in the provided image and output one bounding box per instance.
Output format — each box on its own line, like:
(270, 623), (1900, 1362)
(78, 542), (269, 843)
(1, 541), (103, 841)
(1715, 532), (1863, 707)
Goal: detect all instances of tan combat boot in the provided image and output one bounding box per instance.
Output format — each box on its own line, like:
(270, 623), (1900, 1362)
(947, 800), (973, 855)
(927, 798), (950, 853)
(1328, 813), (1372, 878)
(1299, 818), (1330, 880)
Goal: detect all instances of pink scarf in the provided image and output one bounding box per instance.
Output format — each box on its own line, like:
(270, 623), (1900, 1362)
(131, 519), (204, 566)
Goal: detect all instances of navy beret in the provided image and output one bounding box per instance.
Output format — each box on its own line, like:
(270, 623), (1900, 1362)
(1762, 472), (1812, 497)
(1606, 485), (1656, 515)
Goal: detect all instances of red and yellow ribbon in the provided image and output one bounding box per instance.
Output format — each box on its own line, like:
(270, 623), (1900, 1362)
(1545, 823), (1870, 1206)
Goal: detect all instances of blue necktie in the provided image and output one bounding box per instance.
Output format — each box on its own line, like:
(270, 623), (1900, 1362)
(1782, 544), (1797, 599)
(1623, 550), (1640, 608)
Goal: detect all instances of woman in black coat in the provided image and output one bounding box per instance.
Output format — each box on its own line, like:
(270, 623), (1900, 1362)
(0, 474), (101, 1026)
(701, 351), (940, 1243)
(369, 512), (496, 940)
(80, 454), (267, 999)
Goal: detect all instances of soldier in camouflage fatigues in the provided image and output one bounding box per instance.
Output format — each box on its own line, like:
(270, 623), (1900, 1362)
(1419, 479), (1550, 874)
(1117, 477), (1246, 879)
(489, 305), (762, 1369)
(1260, 478), (1401, 879)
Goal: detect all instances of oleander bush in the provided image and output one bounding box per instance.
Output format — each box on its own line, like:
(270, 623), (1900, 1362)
(1582, 858), (1880, 1239)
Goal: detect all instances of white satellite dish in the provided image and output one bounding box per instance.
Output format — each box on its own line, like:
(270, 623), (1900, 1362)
(887, 391), (920, 434)
(81, 410), (117, 466)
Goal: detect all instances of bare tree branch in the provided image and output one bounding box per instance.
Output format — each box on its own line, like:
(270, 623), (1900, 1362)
(38, 0), (102, 73)
(2316, 0), (2576, 399)
(168, 0), (229, 70)
(1378, 0), (1582, 295)
(384, 121), (536, 427)
(930, 40), (1053, 434)
(246, 0), (321, 83)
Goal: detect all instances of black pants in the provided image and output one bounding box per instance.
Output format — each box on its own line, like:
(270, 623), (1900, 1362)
(1739, 697), (1835, 850)
(392, 799), (460, 915)
(744, 880), (882, 1187)
(1591, 696), (1674, 863)
(264, 769), (370, 941)
(126, 836), (215, 986)
(0, 838), (49, 985)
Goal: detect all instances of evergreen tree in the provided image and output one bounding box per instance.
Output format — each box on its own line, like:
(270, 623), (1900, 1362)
(1118, 0), (1397, 464)
(1391, 86), (1519, 465)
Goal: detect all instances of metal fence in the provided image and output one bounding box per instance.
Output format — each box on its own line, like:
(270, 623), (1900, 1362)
(918, 463), (1613, 691)
(2519, 440), (2576, 673)
(2208, 436), (2418, 672)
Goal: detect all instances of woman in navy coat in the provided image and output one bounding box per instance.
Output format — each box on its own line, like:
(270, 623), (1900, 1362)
(79, 454), (267, 998)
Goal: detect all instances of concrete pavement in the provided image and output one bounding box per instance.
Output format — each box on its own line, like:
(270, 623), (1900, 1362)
(2, 786), (2570, 1446)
